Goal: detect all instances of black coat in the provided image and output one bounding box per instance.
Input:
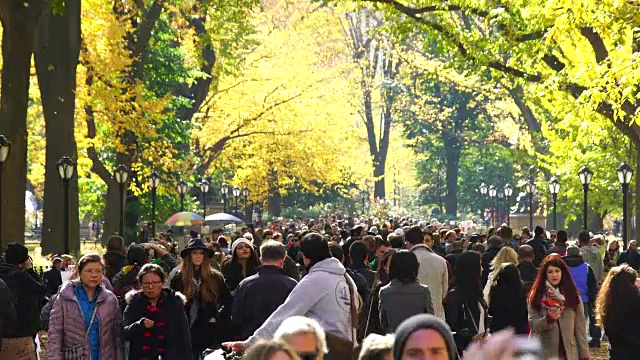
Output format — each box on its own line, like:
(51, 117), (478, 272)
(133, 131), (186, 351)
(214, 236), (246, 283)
(221, 261), (259, 293)
(168, 269), (232, 354)
(0, 263), (47, 338)
(0, 278), (16, 350)
(232, 265), (297, 338)
(43, 267), (63, 297)
(349, 263), (376, 290)
(444, 288), (490, 353)
(488, 285), (528, 334)
(617, 250), (640, 271)
(481, 247), (500, 286)
(123, 289), (193, 360)
(516, 262), (538, 296)
(525, 237), (548, 267)
(445, 251), (463, 273)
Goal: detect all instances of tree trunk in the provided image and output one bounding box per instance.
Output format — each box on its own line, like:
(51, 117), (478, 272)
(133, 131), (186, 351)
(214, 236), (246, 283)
(443, 132), (461, 217)
(36, 0), (81, 255)
(268, 191), (282, 217)
(635, 148), (640, 244)
(102, 180), (121, 242)
(0, 0), (47, 248)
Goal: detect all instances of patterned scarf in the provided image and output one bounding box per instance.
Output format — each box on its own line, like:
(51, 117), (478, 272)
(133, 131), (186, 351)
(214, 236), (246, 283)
(541, 280), (565, 313)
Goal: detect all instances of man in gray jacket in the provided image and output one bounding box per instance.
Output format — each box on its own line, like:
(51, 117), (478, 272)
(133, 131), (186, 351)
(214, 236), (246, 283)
(578, 230), (603, 284)
(224, 232), (361, 356)
(405, 226), (448, 319)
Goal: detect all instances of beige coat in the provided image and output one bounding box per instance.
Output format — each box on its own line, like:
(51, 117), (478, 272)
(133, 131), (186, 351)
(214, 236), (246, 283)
(528, 300), (590, 360)
(410, 244), (448, 319)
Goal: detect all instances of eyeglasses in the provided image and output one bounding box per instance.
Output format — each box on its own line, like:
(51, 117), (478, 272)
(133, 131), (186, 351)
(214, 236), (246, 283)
(142, 281), (163, 287)
(82, 269), (103, 275)
(297, 352), (318, 360)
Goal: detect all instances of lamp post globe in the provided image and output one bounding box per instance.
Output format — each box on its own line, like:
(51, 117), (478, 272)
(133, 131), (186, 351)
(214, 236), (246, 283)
(221, 182), (229, 213)
(178, 179), (188, 212)
(618, 163), (633, 249)
(148, 172), (160, 237)
(526, 174), (535, 229)
(549, 177), (560, 230)
(200, 179), (210, 218)
(488, 185), (496, 226)
(578, 166), (593, 230)
(242, 187), (249, 221)
(114, 164), (130, 239)
(58, 156), (76, 255)
(503, 184), (513, 225)
(232, 186), (240, 216)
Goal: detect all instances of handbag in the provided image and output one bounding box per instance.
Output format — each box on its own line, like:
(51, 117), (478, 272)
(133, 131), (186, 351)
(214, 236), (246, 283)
(62, 305), (98, 360)
(325, 274), (357, 360)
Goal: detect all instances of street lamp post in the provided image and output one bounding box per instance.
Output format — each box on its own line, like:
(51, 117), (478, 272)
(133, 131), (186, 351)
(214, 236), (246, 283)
(149, 172), (160, 237)
(617, 163), (633, 250)
(579, 166), (593, 230)
(242, 187), (249, 221)
(504, 184), (513, 225)
(479, 183), (488, 225)
(221, 182), (229, 213)
(178, 180), (188, 212)
(57, 156), (75, 255)
(114, 165), (130, 238)
(497, 191), (504, 225)
(488, 185), (497, 226)
(526, 166), (535, 229)
(232, 186), (240, 216)
(0, 135), (10, 241)
(549, 177), (560, 230)
(360, 190), (367, 214)
(200, 179), (210, 218)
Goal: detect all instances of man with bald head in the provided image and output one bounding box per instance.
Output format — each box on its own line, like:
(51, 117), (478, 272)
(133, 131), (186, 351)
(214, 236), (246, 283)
(516, 244), (537, 295)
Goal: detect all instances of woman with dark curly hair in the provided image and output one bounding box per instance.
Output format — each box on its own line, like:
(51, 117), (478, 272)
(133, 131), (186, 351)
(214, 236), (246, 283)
(528, 255), (589, 360)
(596, 264), (640, 359)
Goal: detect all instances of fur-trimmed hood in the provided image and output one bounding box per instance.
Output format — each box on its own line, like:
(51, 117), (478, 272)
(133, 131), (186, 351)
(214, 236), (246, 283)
(124, 287), (186, 305)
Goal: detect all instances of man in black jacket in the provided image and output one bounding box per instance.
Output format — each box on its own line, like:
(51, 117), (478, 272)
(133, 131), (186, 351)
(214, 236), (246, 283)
(0, 277), (16, 352)
(42, 257), (63, 297)
(0, 243), (47, 359)
(348, 240), (376, 289)
(525, 226), (549, 267)
(482, 236), (502, 286)
(516, 245), (538, 296)
(232, 240), (298, 339)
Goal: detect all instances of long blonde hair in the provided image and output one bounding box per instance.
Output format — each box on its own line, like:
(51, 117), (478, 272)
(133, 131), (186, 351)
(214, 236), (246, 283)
(180, 252), (223, 304)
(490, 247), (518, 273)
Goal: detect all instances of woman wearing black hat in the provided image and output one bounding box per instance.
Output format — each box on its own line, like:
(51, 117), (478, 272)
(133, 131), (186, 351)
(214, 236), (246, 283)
(168, 238), (232, 359)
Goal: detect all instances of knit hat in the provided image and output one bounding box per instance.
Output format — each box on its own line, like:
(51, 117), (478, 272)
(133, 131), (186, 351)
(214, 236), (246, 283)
(231, 238), (253, 254)
(393, 314), (457, 360)
(5, 242), (29, 266)
(566, 245), (581, 257)
(126, 244), (148, 266)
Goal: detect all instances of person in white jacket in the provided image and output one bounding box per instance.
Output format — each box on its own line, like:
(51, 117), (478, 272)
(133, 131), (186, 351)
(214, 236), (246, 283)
(223, 232), (361, 355)
(405, 226), (449, 319)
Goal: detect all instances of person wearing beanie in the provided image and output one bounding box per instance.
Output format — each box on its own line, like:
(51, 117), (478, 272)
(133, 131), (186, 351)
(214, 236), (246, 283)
(392, 314), (457, 360)
(0, 243), (47, 359)
(223, 238), (260, 293)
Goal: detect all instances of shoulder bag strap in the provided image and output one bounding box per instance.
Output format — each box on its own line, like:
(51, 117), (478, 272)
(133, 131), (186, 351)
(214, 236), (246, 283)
(84, 305), (99, 339)
(463, 302), (479, 334)
(344, 274), (357, 354)
(363, 271), (380, 336)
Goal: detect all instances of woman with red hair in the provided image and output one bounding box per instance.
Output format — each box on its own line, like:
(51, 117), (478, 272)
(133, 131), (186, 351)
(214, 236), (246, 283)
(528, 255), (590, 360)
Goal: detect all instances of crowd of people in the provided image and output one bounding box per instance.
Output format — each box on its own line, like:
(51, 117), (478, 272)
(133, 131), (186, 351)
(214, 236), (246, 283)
(0, 216), (640, 360)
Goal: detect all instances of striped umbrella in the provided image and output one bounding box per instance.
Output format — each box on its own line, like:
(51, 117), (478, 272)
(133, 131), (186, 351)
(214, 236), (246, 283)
(164, 211), (205, 227)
